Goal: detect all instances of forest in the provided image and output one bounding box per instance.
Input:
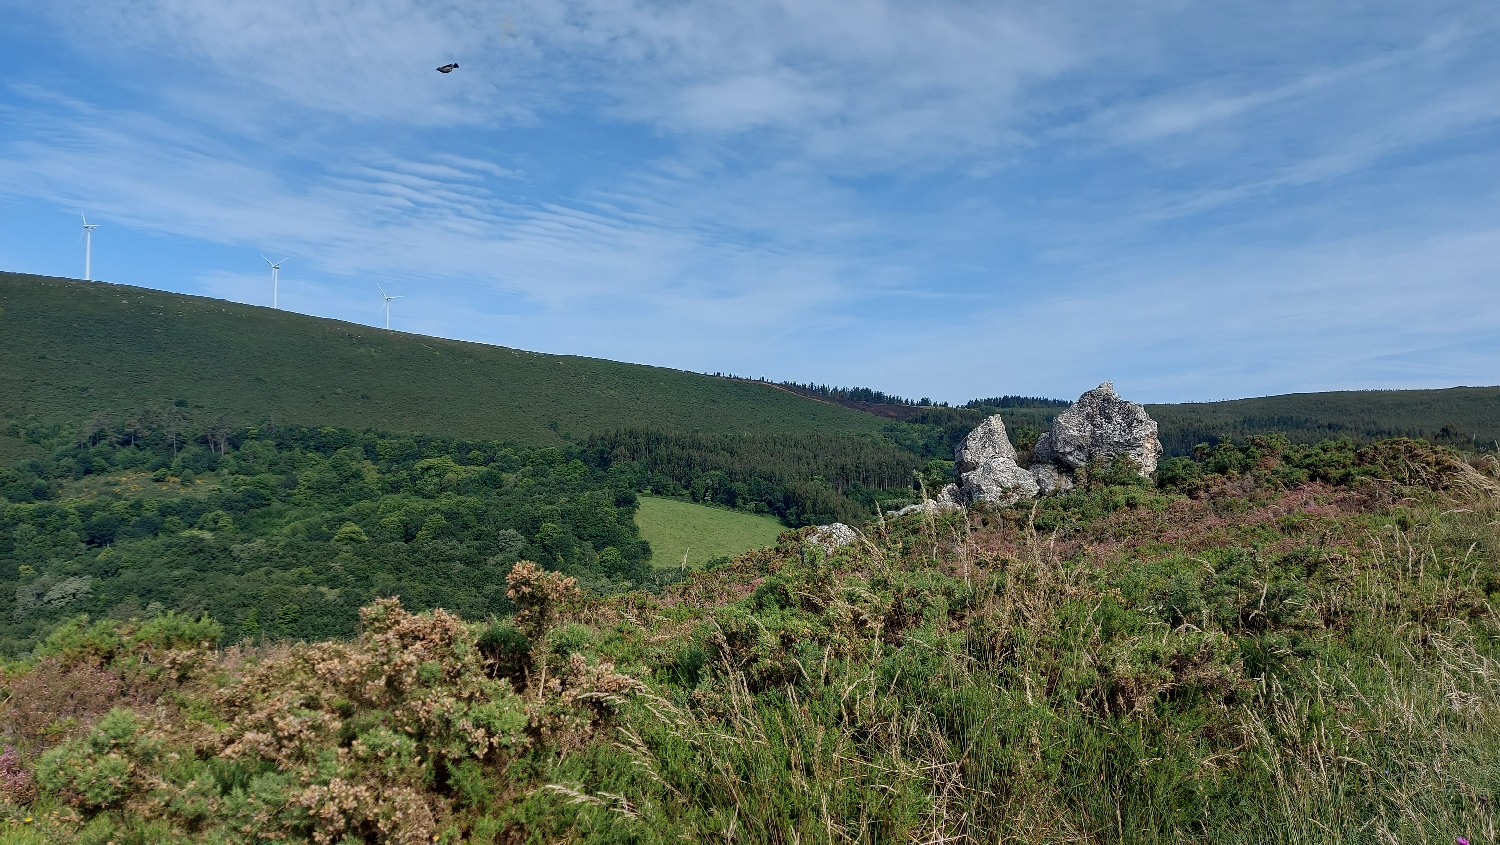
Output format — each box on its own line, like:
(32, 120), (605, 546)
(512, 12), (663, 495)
(0, 411), (930, 656)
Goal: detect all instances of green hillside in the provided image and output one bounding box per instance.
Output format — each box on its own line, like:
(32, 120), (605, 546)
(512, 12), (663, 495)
(1148, 387), (1500, 455)
(4, 437), (1497, 843)
(0, 273), (886, 445)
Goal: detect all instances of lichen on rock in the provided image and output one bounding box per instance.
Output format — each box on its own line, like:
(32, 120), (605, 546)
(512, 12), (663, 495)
(1031, 381), (1162, 478)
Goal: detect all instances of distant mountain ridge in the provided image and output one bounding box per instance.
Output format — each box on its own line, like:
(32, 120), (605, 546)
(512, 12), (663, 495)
(1148, 388), (1500, 455)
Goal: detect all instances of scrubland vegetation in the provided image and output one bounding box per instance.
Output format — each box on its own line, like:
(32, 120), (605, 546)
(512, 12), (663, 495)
(1, 435), (1495, 843)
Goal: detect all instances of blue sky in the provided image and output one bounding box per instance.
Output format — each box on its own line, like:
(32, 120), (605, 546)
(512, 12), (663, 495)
(2, 0), (1497, 404)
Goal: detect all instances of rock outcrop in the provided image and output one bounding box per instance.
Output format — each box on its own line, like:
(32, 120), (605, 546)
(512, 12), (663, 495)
(887, 382), (1162, 516)
(1031, 381), (1162, 477)
(955, 416), (1019, 473)
(953, 416), (1038, 506)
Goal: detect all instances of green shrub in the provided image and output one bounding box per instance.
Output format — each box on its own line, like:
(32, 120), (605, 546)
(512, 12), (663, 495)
(34, 709), (155, 810)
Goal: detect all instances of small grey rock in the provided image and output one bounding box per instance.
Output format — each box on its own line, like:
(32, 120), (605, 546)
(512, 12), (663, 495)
(807, 522), (858, 551)
(934, 483), (963, 509)
(889, 501), (935, 517)
(889, 484), (964, 517)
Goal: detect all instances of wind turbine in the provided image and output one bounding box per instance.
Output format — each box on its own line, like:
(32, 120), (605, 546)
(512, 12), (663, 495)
(379, 283), (402, 330)
(261, 256), (287, 308)
(80, 213), (100, 280)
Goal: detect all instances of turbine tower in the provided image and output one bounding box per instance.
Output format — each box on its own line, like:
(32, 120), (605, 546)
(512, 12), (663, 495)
(379, 283), (403, 330)
(81, 214), (100, 280)
(262, 256), (287, 308)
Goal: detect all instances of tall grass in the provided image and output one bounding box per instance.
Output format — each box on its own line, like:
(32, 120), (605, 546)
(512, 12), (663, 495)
(546, 480), (1499, 843)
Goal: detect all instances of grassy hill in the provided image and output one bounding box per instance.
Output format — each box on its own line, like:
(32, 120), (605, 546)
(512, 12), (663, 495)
(0, 273), (887, 446)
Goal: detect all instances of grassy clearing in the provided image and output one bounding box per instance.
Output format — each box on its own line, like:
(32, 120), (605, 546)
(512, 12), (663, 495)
(53, 470), (222, 501)
(634, 495), (786, 569)
(0, 273), (886, 444)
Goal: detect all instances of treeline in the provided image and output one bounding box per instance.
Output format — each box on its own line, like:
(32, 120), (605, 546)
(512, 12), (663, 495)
(962, 395), (1070, 410)
(580, 429), (923, 526)
(777, 382), (919, 406)
(1147, 400), (1500, 455)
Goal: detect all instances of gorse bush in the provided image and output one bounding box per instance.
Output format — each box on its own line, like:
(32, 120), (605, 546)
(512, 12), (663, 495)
(2, 563), (640, 844)
(0, 436), (1494, 842)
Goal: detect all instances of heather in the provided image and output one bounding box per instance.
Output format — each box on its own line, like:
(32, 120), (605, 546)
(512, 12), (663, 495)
(0, 437), (1496, 843)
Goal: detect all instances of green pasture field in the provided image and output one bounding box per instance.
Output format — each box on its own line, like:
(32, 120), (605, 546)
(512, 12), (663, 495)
(634, 495), (787, 570)
(0, 273), (886, 444)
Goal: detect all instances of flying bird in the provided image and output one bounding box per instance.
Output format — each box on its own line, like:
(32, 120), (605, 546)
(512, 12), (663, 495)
(436, 63), (459, 73)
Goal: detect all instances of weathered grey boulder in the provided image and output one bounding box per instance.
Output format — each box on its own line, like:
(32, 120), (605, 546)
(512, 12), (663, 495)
(954, 415), (1038, 506)
(962, 461), (1040, 506)
(807, 522), (858, 551)
(890, 500), (941, 517)
(1029, 462), (1074, 495)
(1037, 381), (1162, 476)
(955, 416), (1018, 473)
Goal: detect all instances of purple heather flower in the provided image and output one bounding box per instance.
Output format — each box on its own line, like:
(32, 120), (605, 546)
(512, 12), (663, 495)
(1456, 837), (1468, 845)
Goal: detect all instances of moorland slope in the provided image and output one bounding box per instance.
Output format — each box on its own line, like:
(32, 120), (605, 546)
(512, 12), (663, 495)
(0, 273), (886, 445)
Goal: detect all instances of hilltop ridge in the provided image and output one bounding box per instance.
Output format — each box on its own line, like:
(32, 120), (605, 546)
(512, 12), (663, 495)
(0, 273), (887, 446)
